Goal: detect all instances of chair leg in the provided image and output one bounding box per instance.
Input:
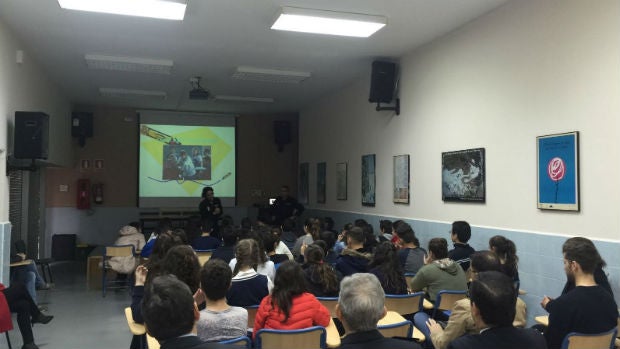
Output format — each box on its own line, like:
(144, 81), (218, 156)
(44, 263), (53, 283)
(5, 331), (12, 349)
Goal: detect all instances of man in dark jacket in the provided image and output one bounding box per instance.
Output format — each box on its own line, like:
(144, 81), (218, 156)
(448, 221), (475, 271)
(335, 227), (372, 277)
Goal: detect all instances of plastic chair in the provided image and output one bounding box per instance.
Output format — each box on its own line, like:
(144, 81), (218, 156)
(384, 292), (424, 316)
(316, 297), (339, 318)
(102, 245), (135, 297)
(432, 290), (467, 318)
(244, 305), (260, 329)
(255, 326), (326, 349)
(15, 239), (54, 283)
(560, 328), (617, 349)
(124, 307), (146, 349)
(377, 320), (413, 338)
(195, 250), (214, 266)
(219, 335), (252, 348)
(0, 285), (13, 349)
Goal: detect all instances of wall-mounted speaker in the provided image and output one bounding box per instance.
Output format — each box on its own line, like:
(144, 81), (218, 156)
(273, 121), (291, 152)
(14, 111), (49, 159)
(72, 112), (93, 147)
(369, 61), (396, 104)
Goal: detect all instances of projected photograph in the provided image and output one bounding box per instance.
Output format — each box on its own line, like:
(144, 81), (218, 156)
(442, 148), (485, 202)
(537, 131), (579, 211)
(362, 154), (376, 206)
(163, 145), (212, 180)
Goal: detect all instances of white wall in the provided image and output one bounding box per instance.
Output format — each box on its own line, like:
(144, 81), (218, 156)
(300, 0), (620, 241)
(0, 20), (72, 221)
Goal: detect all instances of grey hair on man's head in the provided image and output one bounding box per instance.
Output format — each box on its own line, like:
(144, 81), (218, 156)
(338, 273), (385, 332)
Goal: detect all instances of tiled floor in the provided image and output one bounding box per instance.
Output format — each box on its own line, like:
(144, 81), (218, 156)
(5, 261), (132, 349)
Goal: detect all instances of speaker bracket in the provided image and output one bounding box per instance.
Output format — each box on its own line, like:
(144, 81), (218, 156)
(375, 98), (400, 115)
(6, 157), (37, 175)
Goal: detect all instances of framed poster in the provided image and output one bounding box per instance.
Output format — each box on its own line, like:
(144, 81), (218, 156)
(317, 162), (326, 203)
(442, 148), (485, 202)
(362, 154), (376, 206)
(299, 162), (309, 205)
(336, 162), (347, 200)
(537, 131), (579, 211)
(393, 154), (410, 204)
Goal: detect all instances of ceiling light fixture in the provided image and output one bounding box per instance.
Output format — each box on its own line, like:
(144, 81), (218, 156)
(57, 0), (187, 21)
(99, 88), (167, 100)
(271, 7), (387, 38)
(85, 54), (173, 74)
(215, 95), (275, 103)
(232, 66), (311, 84)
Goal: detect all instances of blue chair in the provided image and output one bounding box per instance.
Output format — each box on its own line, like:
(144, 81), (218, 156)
(432, 290), (467, 318)
(560, 328), (617, 349)
(194, 249), (215, 266)
(219, 335), (251, 348)
(316, 296), (339, 318)
(377, 320), (413, 339)
(102, 244), (135, 297)
(255, 326), (327, 349)
(385, 292), (424, 316)
(244, 304), (260, 329)
(404, 272), (416, 287)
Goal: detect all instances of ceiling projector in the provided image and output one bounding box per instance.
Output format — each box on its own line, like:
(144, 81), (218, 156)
(189, 88), (210, 100)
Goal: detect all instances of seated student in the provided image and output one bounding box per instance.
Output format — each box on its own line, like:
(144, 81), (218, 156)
(2, 282), (53, 349)
(489, 235), (519, 285)
(192, 219), (222, 251)
(270, 226), (294, 261)
(263, 230), (289, 264)
(292, 217), (321, 260)
(227, 239), (273, 307)
(253, 261), (331, 336)
(302, 245), (340, 297)
(10, 254), (48, 306)
(336, 273), (422, 349)
(196, 259), (248, 342)
(141, 275), (238, 349)
(319, 230), (339, 265)
(541, 237), (619, 349)
(279, 217), (298, 252)
(448, 221), (475, 271)
(210, 226), (237, 264)
(447, 271), (546, 349)
(396, 223), (426, 274)
(422, 251), (527, 349)
(334, 223), (352, 255)
(141, 219), (172, 258)
(335, 227), (372, 277)
(109, 224), (145, 282)
(368, 241), (407, 295)
(410, 238), (467, 304)
(378, 220), (393, 242)
(229, 230), (275, 282)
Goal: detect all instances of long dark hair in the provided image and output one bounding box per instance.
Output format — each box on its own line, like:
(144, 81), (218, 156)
(304, 218), (321, 240)
(233, 239), (261, 276)
(304, 245), (339, 295)
(369, 241), (407, 294)
(489, 235), (518, 279)
(271, 261), (307, 322)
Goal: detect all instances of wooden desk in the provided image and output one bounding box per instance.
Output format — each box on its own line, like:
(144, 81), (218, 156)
(535, 315), (549, 326)
(378, 311), (426, 342)
(10, 259), (33, 267)
(325, 318), (341, 348)
(423, 299), (433, 310)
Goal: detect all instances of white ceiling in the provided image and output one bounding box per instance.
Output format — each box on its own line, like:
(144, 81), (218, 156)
(0, 0), (509, 114)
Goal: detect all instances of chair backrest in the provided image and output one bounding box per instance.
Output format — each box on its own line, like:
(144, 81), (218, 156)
(384, 292), (424, 315)
(316, 297), (339, 318)
(147, 333), (160, 349)
(105, 245), (135, 258)
(404, 272), (416, 288)
(245, 305), (260, 329)
(561, 328), (617, 349)
(377, 320), (413, 339)
(219, 335), (252, 348)
(435, 290), (467, 312)
(255, 326), (326, 349)
(124, 307), (146, 336)
(195, 250), (214, 266)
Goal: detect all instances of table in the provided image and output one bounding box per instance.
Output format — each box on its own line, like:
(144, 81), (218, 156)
(10, 259), (33, 267)
(87, 256), (103, 290)
(535, 315), (549, 326)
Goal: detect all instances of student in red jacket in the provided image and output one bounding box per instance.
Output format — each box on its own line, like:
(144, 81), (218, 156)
(253, 261), (330, 337)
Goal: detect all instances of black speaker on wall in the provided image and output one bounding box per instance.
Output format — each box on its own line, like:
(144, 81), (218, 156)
(71, 112), (93, 147)
(273, 120), (291, 152)
(14, 111), (49, 159)
(369, 61), (396, 104)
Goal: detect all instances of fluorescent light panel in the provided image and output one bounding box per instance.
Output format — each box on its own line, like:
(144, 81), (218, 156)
(271, 7), (386, 38)
(215, 95), (275, 103)
(99, 88), (167, 100)
(232, 66), (311, 84)
(57, 0), (187, 20)
(85, 54), (173, 74)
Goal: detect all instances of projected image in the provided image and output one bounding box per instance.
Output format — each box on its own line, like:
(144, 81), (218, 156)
(163, 145), (212, 180)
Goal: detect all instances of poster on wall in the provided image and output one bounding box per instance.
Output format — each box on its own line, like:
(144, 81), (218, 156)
(393, 154), (410, 204)
(362, 154), (376, 206)
(442, 148), (485, 202)
(336, 162), (347, 200)
(537, 131), (579, 211)
(317, 162), (326, 204)
(299, 162), (309, 205)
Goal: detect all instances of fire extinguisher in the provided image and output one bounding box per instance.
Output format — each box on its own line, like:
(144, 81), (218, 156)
(77, 179), (91, 210)
(92, 183), (104, 205)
